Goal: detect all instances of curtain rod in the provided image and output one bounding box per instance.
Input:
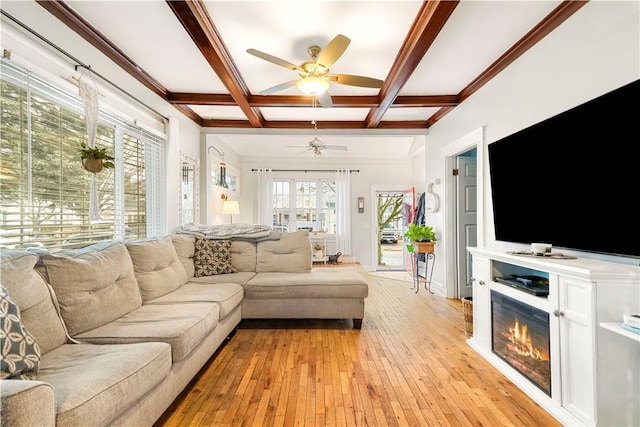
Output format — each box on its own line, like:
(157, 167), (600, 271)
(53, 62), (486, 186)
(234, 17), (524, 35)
(1, 10), (168, 122)
(251, 169), (359, 173)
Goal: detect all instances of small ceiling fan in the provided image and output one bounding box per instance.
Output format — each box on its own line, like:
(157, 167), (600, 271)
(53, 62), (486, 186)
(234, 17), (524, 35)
(288, 136), (348, 158)
(247, 34), (383, 108)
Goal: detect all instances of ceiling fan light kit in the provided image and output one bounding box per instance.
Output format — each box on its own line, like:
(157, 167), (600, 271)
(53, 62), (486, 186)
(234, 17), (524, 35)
(297, 76), (330, 95)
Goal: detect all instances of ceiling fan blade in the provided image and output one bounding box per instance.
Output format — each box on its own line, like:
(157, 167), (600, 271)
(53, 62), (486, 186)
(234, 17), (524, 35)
(246, 48), (302, 72)
(259, 79), (299, 95)
(316, 91), (333, 108)
(296, 147), (313, 155)
(316, 34), (350, 68)
(324, 145), (348, 151)
(330, 74), (384, 88)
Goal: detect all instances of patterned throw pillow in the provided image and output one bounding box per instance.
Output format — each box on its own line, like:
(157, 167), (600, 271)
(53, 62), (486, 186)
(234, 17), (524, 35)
(0, 284), (41, 380)
(194, 238), (234, 277)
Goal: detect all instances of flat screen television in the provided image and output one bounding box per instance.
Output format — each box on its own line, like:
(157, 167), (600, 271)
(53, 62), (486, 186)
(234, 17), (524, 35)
(488, 79), (640, 259)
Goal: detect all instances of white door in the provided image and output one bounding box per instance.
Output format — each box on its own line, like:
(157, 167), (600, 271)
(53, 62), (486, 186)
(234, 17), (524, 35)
(456, 151), (477, 298)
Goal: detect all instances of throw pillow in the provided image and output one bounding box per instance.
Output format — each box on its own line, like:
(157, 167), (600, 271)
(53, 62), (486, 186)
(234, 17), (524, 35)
(0, 284), (41, 380)
(194, 238), (234, 277)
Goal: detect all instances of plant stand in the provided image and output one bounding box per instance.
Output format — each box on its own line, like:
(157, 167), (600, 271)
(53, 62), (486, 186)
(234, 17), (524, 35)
(410, 247), (435, 294)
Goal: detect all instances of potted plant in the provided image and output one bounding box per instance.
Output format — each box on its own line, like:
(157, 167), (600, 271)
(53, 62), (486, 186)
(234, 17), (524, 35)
(79, 142), (115, 173)
(404, 223), (437, 253)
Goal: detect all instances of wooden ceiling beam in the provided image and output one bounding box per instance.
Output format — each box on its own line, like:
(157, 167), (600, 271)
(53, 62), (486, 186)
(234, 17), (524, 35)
(248, 95), (380, 108)
(200, 119), (428, 129)
(168, 93), (459, 108)
(166, 0), (264, 127)
(365, 0), (460, 128)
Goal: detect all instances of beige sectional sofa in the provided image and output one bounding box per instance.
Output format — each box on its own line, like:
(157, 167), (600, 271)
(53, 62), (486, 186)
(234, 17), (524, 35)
(0, 230), (368, 427)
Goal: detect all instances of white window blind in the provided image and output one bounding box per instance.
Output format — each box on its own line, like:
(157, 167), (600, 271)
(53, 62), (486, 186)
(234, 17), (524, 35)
(0, 59), (165, 249)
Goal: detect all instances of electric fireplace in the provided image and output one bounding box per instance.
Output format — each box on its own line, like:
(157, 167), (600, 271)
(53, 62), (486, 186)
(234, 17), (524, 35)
(491, 291), (551, 396)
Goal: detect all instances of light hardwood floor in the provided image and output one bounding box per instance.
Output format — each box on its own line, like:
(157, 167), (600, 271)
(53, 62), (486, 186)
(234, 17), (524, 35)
(156, 267), (561, 427)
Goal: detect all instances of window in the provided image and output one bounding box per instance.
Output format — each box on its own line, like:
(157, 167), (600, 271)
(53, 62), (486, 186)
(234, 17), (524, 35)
(271, 178), (336, 234)
(0, 59), (165, 249)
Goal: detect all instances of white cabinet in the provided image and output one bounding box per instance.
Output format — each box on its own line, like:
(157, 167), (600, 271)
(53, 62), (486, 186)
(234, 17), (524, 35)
(557, 276), (595, 425)
(466, 248), (639, 427)
(470, 255), (491, 347)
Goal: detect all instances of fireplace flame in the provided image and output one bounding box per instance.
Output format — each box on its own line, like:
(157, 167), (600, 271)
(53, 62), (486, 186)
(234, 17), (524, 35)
(504, 317), (549, 361)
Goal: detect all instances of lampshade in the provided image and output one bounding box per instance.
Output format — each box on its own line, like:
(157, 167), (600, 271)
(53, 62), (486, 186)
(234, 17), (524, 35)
(222, 200), (240, 216)
(296, 76), (329, 95)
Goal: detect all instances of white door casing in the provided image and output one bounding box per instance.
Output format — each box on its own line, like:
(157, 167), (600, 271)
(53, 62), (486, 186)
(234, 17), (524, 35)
(441, 127), (485, 298)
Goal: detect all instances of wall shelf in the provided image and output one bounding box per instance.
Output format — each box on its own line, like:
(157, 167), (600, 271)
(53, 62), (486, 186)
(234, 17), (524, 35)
(600, 322), (640, 342)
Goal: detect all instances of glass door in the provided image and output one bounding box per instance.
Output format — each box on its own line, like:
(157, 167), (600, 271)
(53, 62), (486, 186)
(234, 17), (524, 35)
(376, 191), (406, 270)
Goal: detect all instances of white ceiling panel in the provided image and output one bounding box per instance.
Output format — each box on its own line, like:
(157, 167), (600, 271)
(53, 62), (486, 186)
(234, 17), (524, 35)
(67, 0), (225, 92)
(402, 1), (563, 95)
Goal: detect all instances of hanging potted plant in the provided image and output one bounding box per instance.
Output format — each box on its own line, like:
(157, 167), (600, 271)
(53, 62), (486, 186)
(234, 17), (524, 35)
(79, 142), (115, 173)
(404, 223), (437, 253)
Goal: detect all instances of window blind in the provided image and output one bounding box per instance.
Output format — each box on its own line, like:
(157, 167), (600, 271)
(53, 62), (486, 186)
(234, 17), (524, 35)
(0, 59), (166, 249)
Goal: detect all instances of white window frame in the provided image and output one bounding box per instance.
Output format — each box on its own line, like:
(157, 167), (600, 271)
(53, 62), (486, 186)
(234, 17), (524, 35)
(271, 176), (337, 235)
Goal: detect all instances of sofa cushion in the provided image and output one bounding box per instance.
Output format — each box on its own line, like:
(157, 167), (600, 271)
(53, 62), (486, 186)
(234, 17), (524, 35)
(72, 302), (219, 362)
(147, 282), (243, 320)
(245, 268), (369, 299)
(41, 242), (142, 336)
(1, 285), (41, 380)
(171, 234), (196, 278)
(230, 240), (257, 272)
(39, 342), (171, 426)
(126, 236), (188, 302)
(194, 238), (234, 277)
(0, 251), (67, 354)
(0, 380), (55, 427)
(256, 230), (312, 273)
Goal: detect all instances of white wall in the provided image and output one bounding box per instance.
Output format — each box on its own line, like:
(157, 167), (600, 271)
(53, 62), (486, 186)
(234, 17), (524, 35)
(423, 1), (640, 294)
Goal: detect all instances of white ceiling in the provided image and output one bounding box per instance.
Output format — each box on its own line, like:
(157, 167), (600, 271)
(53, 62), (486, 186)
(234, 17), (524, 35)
(1, 0), (566, 160)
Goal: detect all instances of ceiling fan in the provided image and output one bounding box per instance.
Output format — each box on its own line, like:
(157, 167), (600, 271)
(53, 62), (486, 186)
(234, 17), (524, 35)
(288, 136), (348, 158)
(247, 34), (383, 108)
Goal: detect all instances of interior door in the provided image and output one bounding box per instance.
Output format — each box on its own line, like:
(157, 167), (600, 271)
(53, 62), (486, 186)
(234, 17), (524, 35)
(456, 151), (477, 298)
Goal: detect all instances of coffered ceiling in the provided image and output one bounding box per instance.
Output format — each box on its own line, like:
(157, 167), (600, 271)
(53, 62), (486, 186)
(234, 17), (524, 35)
(1, 0), (587, 159)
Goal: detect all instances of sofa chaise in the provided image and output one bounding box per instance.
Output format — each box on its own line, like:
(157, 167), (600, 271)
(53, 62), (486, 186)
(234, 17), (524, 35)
(0, 230), (368, 427)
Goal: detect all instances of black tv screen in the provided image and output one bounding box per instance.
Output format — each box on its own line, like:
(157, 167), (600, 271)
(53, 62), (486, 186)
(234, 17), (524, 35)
(488, 79), (640, 259)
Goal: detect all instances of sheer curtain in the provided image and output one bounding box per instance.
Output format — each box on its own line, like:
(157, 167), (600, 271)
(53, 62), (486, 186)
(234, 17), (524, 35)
(256, 168), (273, 226)
(335, 169), (351, 255)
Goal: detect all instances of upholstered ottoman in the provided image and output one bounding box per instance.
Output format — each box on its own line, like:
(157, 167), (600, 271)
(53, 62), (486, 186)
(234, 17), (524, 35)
(242, 267), (369, 328)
